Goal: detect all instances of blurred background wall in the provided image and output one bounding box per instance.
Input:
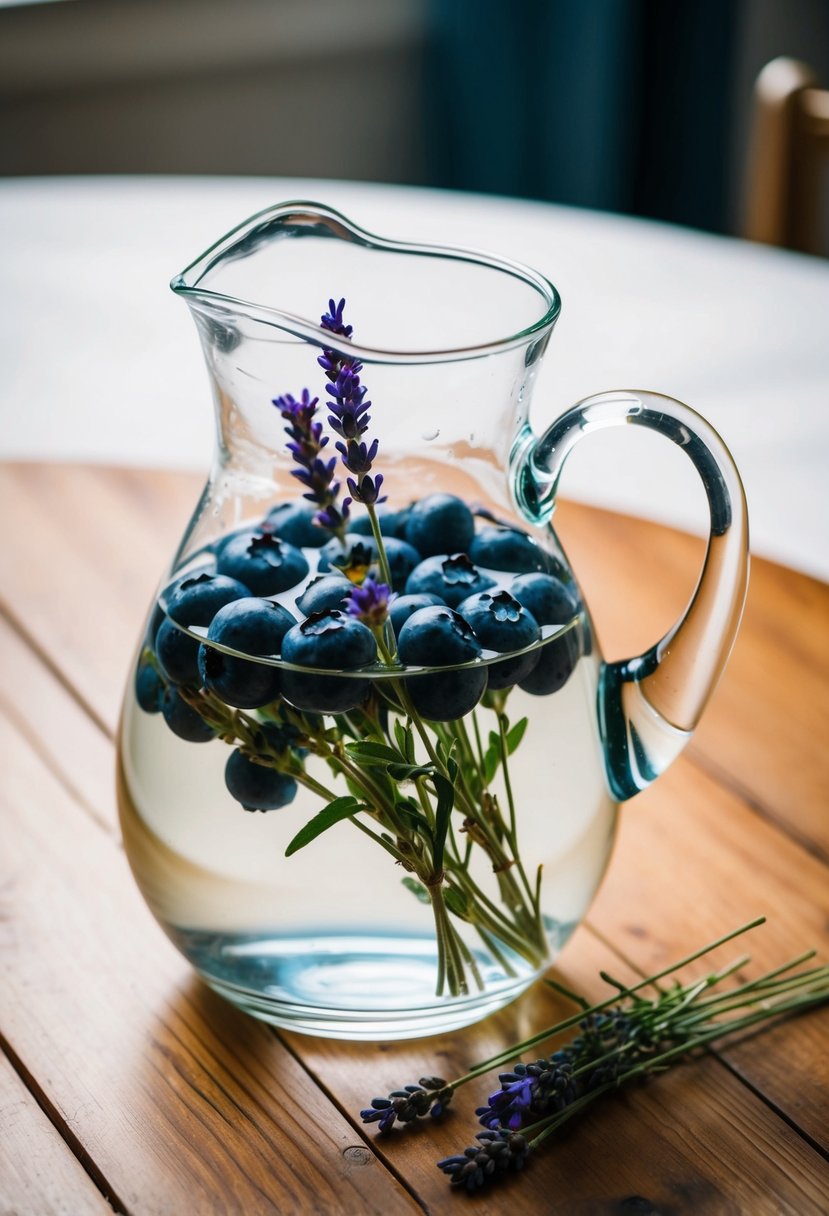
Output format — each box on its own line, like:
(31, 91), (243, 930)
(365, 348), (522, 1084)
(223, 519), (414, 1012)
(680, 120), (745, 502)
(1, 0), (828, 237)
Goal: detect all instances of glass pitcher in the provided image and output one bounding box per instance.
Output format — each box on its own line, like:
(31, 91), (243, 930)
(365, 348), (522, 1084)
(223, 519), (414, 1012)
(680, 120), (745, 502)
(117, 201), (748, 1040)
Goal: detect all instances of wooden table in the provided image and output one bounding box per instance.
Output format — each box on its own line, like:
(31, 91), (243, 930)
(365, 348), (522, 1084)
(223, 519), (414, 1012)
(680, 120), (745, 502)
(1, 463), (827, 1215)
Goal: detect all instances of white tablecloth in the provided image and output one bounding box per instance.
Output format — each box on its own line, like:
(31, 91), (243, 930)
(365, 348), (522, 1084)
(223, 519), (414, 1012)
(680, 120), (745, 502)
(2, 176), (827, 579)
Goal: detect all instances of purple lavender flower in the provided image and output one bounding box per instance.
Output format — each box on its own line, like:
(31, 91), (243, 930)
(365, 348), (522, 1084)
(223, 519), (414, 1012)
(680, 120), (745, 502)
(345, 578), (396, 629)
(317, 299), (386, 508)
(274, 388), (350, 534)
(360, 1078), (451, 1132)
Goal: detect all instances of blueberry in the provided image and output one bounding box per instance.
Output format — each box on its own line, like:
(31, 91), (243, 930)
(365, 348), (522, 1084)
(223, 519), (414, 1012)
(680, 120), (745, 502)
(166, 572), (252, 625)
(296, 573), (351, 616)
(135, 658), (164, 713)
(156, 617), (203, 686)
(404, 494), (475, 558)
(317, 534), (378, 575)
(198, 598), (295, 709)
(405, 553), (496, 608)
(381, 537), (422, 589)
(469, 525), (551, 574)
(518, 626), (581, 696)
(281, 609), (377, 714)
(457, 590), (541, 690)
(161, 687), (215, 742)
(217, 531), (309, 594)
(349, 504), (411, 538)
(225, 749), (298, 811)
(388, 593), (444, 636)
(265, 501), (327, 548)
(397, 605), (487, 720)
(509, 572), (579, 625)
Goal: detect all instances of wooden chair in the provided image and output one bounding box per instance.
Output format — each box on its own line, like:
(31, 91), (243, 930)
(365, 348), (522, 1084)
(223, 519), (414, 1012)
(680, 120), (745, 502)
(744, 57), (829, 256)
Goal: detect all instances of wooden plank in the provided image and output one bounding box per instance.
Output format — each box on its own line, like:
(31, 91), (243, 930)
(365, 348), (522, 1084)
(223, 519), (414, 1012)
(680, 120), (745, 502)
(286, 930), (829, 1214)
(555, 499), (829, 858)
(0, 463), (199, 733)
(0, 709), (421, 1216)
(0, 612), (115, 834)
(585, 757), (829, 1150)
(0, 1051), (114, 1216)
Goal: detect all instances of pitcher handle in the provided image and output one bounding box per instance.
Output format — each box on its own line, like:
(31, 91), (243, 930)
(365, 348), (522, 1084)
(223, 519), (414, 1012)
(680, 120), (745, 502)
(515, 389), (749, 800)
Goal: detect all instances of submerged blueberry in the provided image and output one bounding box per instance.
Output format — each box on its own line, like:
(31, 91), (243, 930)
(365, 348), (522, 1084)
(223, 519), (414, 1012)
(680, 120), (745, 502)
(198, 598), (295, 709)
(397, 605), (487, 720)
(518, 626), (581, 696)
(405, 553), (496, 608)
(281, 609), (377, 714)
(225, 749), (298, 811)
(404, 493), (475, 558)
(135, 658), (164, 713)
(265, 501), (327, 548)
(469, 525), (550, 574)
(161, 687), (215, 742)
(156, 617), (203, 686)
(217, 531), (309, 594)
(457, 590), (541, 689)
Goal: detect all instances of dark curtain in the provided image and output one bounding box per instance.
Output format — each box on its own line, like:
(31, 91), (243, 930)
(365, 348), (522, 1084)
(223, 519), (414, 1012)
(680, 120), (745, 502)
(426, 0), (738, 233)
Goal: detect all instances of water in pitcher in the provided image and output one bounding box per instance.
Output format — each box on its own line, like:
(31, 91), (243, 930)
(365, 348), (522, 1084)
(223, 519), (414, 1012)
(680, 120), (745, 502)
(118, 525), (616, 1039)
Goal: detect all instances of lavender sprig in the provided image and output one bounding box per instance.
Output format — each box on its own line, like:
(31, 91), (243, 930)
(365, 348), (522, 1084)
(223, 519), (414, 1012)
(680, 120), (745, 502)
(274, 387), (350, 535)
(318, 297), (386, 508)
(358, 918), (829, 1193)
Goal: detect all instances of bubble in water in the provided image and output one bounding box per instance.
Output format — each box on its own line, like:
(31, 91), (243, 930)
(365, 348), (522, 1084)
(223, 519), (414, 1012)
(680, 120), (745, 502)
(422, 427), (440, 441)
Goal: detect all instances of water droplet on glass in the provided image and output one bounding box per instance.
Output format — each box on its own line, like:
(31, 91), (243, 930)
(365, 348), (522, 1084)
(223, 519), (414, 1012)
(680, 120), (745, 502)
(422, 427), (440, 441)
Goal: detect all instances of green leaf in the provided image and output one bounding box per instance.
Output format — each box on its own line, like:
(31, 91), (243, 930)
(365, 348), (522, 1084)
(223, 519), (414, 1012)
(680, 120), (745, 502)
(444, 885), (469, 918)
(387, 762), (433, 782)
(393, 718), (417, 763)
(285, 796), (363, 857)
(395, 798), (431, 834)
(506, 717), (528, 754)
(483, 744), (499, 786)
(431, 773), (455, 873)
(344, 741), (401, 766)
(401, 876), (431, 904)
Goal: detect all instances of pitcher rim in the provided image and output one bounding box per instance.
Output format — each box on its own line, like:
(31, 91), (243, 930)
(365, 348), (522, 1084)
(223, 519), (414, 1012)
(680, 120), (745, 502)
(170, 200), (562, 364)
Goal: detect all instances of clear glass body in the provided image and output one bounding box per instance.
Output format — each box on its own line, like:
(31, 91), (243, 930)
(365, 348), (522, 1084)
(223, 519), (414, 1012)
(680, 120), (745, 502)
(117, 202), (746, 1039)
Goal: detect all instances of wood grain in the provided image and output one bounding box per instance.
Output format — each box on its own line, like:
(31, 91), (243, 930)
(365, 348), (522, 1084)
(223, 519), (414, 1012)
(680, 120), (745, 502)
(0, 709), (420, 1216)
(0, 1052), (114, 1216)
(1, 462), (827, 1214)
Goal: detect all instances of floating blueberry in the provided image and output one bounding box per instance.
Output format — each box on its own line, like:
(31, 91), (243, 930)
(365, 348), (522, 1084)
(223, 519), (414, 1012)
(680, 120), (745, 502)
(457, 590), (541, 689)
(296, 573), (351, 616)
(198, 598), (295, 709)
(381, 537), (422, 589)
(135, 658), (164, 713)
(469, 525), (550, 574)
(349, 504), (411, 539)
(161, 687), (215, 742)
(281, 609), (377, 714)
(509, 572), (579, 625)
(265, 501), (327, 548)
(224, 749), (298, 812)
(388, 593), (444, 636)
(217, 531), (309, 594)
(317, 534), (378, 575)
(518, 626), (581, 696)
(404, 493), (475, 557)
(405, 553), (496, 608)
(166, 572), (253, 626)
(397, 605), (487, 720)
